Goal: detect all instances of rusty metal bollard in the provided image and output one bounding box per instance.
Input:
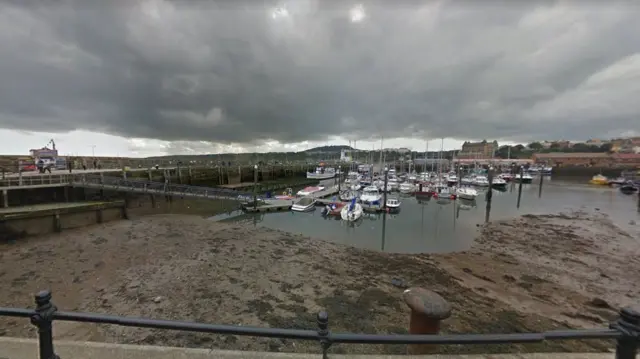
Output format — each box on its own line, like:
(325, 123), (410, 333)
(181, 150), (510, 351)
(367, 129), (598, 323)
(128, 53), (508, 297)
(402, 287), (452, 355)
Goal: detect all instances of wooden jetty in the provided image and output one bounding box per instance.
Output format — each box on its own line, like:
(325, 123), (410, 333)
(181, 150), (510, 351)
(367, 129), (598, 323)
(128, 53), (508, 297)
(241, 199), (295, 213)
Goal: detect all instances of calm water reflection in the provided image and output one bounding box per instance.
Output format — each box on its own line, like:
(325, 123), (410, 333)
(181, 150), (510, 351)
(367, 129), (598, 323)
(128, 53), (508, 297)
(213, 178), (640, 254)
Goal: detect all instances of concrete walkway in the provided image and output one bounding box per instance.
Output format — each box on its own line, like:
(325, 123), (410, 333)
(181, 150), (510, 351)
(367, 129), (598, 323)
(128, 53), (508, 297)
(0, 337), (614, 359)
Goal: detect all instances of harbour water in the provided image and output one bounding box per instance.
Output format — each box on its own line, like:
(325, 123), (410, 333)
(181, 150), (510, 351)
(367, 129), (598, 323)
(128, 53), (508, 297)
(212, 177), (640, 254)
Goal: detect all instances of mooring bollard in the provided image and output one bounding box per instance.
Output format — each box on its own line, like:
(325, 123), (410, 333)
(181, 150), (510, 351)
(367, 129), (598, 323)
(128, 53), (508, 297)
(317, 311), (331, 359)
(30, 290), (60, 359)
(611, 304), (640, 359)
(403, 287), (452, 355)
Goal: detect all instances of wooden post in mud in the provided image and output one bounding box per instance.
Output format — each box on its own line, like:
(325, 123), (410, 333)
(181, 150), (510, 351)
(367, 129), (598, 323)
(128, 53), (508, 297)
(403, 287), (452, 355)
(538, 172), (544, 198)
(253, 164), (258, 210)
(485, 167), (494, 223)
(517, 166), (524, 209)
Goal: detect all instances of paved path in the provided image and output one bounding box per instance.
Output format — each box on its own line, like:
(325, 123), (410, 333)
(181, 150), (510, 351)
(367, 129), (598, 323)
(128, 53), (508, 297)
(0, 338), (614, 359)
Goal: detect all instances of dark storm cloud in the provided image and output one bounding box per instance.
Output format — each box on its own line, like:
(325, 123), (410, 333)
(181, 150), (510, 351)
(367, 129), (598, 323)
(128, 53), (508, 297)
(1, 0), (639, 145)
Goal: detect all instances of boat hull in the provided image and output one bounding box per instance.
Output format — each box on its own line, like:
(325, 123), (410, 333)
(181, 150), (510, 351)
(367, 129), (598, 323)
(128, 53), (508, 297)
(341, 204), (363, 221)
(306, 173), (336, 180)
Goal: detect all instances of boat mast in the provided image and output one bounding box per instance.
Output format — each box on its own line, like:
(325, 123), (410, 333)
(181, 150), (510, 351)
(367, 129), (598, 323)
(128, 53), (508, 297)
(379, 136), (383, 174)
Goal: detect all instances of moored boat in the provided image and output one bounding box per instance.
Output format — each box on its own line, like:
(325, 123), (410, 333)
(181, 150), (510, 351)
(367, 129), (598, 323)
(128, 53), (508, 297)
(341, 199), (363, 221)
(306, 167), (337, 180)
(515, 173), (534, 184)
(491, 177), (508, 189)
(588, 174), (609, 186)
(322, 202), (346, 216)
(456, 187), (478, 200)
(385, 197), (401, 210)
(291, 197), (316, 212)
(296, 186), (325, 196)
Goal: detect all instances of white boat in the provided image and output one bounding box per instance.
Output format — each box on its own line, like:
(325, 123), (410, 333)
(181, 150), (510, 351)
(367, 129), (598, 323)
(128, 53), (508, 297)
(460, 176), (474, 185)
(291, 197), (316, 212)
(499, 173), (514, 182)
(387, 178), (400, 190)
(360, 186), (382, 205)
(386, 197), (401, 209)
(447, 173), (458, 186)
(399, 182), (416, 194)
(515, 173), (533, 184)
(491, 177), (507, 188)
(306, 167), (336, 180)
(341, 199), (363, 221)
(296, 186), (325, 196)
(339, 190), (358, 201)
(472, 176), (490, 187)
(349, 183), (362, 191)
(456, 187), (478, 200)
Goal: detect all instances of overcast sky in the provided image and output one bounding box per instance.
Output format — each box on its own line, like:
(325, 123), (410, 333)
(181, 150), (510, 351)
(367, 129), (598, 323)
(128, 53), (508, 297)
(1, 1), (639, 157)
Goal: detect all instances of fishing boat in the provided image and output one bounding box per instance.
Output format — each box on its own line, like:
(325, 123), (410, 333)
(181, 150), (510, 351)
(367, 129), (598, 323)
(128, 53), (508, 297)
(399, 182), (416, 194)
(472, 176), (490, 187)
(291, 197), (316, 212)
(360, 186), (382, 205)
(491, 177), (508, 189)
(589, 174), (609, 186)
(515, 173), (534, 184)
(321, 202), (346, 216)
(456, 187), (478, 200)
(385, 197), (401, 210)
(296, 186), (325, 196)
(341, 198), (363, 221)
(306, 167), (337, 180)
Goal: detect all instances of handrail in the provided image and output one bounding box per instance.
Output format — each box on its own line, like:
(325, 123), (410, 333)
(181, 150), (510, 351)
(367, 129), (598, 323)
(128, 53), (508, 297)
(1, 291), (638, 359)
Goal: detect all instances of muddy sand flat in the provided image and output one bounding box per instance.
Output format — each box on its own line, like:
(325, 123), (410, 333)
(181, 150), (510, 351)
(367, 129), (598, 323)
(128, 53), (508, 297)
(0, 211), (636, 354)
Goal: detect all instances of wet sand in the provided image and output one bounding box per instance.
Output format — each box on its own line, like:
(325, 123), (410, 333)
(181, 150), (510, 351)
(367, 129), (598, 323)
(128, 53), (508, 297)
(0, 210), (636, 354)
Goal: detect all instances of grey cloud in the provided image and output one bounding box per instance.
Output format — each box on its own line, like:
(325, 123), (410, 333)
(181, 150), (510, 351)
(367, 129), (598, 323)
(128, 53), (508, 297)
(0, 1), (639, 146)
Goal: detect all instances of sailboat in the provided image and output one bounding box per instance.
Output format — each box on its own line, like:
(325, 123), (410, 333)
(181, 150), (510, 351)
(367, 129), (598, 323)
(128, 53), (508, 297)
(341, 198), (363, 221)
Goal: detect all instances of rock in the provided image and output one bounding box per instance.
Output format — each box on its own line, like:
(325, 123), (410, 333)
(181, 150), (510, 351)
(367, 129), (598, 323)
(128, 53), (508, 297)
(502, 274), (516, 282)
(462, 267), (472, 273)
(153, 296), (163, 303)
(630, 220), (636, 225)
(391, 278), (408, 288)
(127, 280), (141, 289)
(588, 297), (611, 309)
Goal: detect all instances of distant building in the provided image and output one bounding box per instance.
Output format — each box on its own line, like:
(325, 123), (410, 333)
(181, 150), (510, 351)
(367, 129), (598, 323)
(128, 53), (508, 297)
(532, 153), (611, 167)
(459, 140), (498, 158)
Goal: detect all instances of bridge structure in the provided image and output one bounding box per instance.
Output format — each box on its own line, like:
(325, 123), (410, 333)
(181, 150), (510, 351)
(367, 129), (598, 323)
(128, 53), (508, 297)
(0, 173), (267, 204)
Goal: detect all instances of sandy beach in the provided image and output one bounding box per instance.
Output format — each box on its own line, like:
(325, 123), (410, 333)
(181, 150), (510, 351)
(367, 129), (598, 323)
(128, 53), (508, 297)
(0, 210), (637, 354)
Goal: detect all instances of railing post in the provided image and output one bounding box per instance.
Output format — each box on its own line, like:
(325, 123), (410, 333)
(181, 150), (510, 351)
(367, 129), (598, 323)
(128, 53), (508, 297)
(317, 311), (331, 359)
(611, 304), (640, 359)
(30, 290), (60, 359)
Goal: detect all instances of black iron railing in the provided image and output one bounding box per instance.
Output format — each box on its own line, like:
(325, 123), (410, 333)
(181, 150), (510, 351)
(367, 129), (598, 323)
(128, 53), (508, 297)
(1, 291), (638, 359)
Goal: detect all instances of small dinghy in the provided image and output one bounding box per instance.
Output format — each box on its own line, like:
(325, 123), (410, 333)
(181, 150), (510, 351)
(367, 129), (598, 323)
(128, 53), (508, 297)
(322, 202), (346, 216)
(341, 198), (363, 222)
